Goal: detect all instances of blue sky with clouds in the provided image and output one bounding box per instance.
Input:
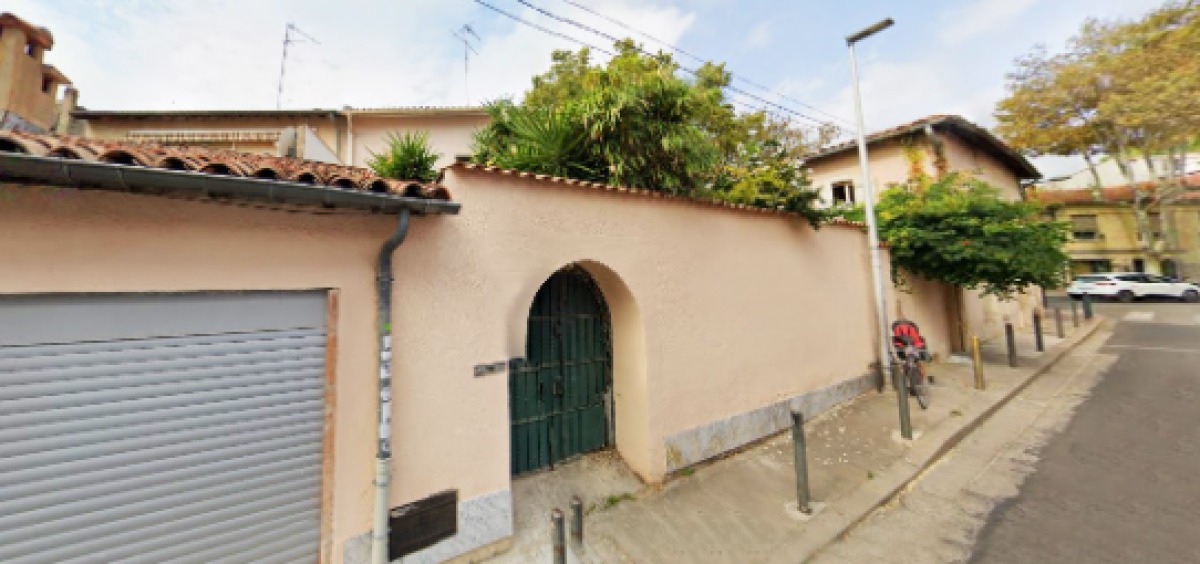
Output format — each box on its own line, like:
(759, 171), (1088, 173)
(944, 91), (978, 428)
(7, 0), (1170, 175)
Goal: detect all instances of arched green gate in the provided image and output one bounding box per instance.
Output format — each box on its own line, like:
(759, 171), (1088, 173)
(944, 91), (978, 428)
(510, 266), (612, 475)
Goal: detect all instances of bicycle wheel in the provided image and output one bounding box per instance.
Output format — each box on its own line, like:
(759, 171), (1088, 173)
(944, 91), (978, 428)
(911, 365), (930, 410)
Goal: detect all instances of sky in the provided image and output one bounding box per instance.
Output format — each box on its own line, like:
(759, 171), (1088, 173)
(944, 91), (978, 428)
(8, 0), (1170, 177)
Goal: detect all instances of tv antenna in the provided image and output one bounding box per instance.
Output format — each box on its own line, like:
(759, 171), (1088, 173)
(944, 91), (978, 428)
(451, 25), (481, 105)
(277, 23), (321, 109)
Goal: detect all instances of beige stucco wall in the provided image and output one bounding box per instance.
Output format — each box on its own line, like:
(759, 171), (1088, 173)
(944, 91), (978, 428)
(939, 132), (1023, 200)
(807, 133), (1023, 205)
(349, 113), (489, 169)
(0, 24), (59, 130)
(807, 139), (915, 206)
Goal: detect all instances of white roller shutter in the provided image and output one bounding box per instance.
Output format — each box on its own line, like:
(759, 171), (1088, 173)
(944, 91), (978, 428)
(0, 292), (328, 564)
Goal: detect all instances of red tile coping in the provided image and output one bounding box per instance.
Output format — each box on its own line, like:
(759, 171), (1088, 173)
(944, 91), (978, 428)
(0, 129), (451, 201)
(447, 162), (866, 228)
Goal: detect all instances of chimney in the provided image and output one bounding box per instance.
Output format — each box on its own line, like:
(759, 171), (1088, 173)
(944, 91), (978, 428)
(55, 86), (78, 134)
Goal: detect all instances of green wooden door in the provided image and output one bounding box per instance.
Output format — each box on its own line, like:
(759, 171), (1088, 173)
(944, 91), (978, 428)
(510, 266), (612, 475)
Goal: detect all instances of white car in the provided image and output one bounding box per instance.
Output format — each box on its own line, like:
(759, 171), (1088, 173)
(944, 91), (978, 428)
(1068, 272), (1200, 303)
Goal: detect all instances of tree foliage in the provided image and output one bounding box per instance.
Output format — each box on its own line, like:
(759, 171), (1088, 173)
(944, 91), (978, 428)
(995, 1), (1200, 192)
(366, 131), (441, 182)
(877, 174), (1071, 298)
(471, 40), (834, 226)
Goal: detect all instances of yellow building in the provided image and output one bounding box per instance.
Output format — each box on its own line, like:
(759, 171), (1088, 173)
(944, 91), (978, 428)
(1035, 180), (1200, 280)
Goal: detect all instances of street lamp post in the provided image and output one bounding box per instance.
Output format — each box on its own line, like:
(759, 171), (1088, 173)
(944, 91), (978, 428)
(847, 18), (908, 439)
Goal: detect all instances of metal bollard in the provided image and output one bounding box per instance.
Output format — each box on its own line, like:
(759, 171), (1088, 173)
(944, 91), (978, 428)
(1033, 311), (1045, 352)
(1005, 322), (1018, 368)
(570, 496), (583, 545)
(971, 335), (985, 390)
(1082, 294), (1094, 320)
(1054, 307), (1065, 339)
(895, 365), (913, 440)
(552, 509), (565, 564)
(790, 410), (812, 514)
(1071, 299), (1080, 328)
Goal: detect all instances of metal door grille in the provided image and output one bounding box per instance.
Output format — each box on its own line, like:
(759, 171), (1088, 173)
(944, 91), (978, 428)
(510, 267), (611, 475)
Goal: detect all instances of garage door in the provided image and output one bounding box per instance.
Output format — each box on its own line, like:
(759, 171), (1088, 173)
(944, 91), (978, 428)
(0, 292), (328, 563)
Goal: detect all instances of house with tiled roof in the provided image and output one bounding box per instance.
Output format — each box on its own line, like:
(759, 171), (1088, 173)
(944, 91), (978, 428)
(804, 114), (1045, 354)
(73, 105), (491, 169)
(804, 114), (1040, 207)
(1032, 176), (1200, 279)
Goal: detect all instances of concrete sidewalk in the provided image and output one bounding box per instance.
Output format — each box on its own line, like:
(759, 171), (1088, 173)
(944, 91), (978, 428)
(486, 315), (1102, 564)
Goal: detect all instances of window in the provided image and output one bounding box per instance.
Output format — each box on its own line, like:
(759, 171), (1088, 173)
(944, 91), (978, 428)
(1137, 213), (1162, 242)
(1069, 215), (1100, 240)
(1131, 259), (1146, 273)
(41, 77), (53, 94)
(831, 181), (856, 205)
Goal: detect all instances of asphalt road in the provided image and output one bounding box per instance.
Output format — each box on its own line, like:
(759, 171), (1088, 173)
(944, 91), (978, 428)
(970, 301), (1200, 563)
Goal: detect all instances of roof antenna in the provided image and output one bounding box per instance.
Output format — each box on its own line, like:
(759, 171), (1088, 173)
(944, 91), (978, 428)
(277, 23), (321, 110)
(451, 25), (480, 105)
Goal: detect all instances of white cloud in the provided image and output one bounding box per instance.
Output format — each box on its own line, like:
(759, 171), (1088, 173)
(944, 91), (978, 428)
(937, 0), (1041, 45)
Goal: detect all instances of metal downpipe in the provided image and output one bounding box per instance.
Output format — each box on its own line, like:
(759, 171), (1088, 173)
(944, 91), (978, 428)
(371, 208), (411, 564)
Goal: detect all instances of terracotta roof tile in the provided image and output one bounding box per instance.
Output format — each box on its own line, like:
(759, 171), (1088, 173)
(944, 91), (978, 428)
(805, 114), (1040, 180)
(0, 130), (451, 201)
(447, 162), (865, 228)
(1031, 175), (1200, 205)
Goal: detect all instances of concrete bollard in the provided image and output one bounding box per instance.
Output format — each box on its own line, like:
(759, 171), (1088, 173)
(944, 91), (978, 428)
(1082, 294), (1094, 320)
(1005, 322), (1018, 368)
(552, 509), (565, 564)
(790, 410), (813, 514)
(1071, 299), (1080, 328)
(1054, 307), (1065, 339)
(1033, 310), (1045, 353)
(570, 497), (583, 545)
(971, 335), (985, 390)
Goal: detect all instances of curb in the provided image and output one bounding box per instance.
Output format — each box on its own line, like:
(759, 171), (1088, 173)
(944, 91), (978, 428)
(767, 317), (1105, 564)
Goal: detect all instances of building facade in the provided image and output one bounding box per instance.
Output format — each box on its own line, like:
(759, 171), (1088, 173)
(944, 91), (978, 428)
(804, 114), (1044, 345)
(1, 127), (971, 563)
(1035, 181), (1200, 280)
(0, 12), (75, 133)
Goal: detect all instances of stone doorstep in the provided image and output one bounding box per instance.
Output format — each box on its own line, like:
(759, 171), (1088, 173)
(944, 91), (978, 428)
(765, 316), (1105, 564)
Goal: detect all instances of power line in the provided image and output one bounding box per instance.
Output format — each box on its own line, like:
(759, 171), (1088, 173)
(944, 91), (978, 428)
(485, 0), (837, 129)
(555, 0), (854, 127)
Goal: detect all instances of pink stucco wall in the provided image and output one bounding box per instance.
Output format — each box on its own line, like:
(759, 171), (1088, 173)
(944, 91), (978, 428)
(1, 170), (944, 561)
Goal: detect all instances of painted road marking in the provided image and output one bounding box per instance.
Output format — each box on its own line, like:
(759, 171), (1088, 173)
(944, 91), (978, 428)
(1104, 344), (1200, 355)
(1122, 311), (1156, 323)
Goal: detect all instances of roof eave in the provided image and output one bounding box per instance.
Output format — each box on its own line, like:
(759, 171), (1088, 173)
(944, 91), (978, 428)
(0, 153), (461, 215)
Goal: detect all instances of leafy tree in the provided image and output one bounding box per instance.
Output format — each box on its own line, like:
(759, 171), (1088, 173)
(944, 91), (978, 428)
(367, 131), (441, 182)
(471, 40), (831, 226)
(995, 1), (1199, 263)
(877, 174), (1070, 298)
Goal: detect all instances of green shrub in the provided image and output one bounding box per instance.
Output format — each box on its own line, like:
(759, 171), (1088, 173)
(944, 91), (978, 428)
(367, 131), (441, 182)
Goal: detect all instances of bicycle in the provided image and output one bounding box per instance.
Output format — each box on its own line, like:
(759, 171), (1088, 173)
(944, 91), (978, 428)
(891, 319), (932, 410)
